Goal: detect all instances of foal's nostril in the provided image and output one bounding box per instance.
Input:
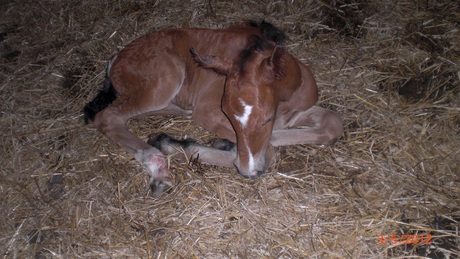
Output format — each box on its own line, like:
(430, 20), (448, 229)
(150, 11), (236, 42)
(248, 170), (264, 179)
(256, 170), (264, 176)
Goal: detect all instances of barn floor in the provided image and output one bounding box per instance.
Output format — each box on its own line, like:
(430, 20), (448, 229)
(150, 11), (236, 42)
(1, 0), (459, 258)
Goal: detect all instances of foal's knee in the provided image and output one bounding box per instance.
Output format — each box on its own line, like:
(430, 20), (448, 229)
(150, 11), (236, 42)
(93, 108), (124, 134)
(324, 110), (343, 145)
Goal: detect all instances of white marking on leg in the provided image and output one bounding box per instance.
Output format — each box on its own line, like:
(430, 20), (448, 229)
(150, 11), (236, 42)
(134, 149), (162, 178)
(234, 98), (253, 128)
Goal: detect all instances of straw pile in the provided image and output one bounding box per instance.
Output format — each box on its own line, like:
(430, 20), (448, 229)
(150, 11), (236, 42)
(1, 0), (459, 258)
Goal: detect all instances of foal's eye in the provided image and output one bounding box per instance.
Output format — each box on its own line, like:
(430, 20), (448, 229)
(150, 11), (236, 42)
(264, 58), (271, 65)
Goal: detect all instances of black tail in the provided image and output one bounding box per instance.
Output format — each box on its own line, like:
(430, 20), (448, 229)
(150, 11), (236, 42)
(83, 71), (117, 124)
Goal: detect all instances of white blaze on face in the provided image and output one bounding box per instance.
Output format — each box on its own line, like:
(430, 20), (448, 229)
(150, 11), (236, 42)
(234, 98), (256, 173)
(247, 147), (255, 172)
(234, 98), (253, 128)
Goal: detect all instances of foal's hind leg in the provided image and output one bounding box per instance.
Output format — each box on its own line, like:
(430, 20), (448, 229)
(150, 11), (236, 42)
(91, 48), (192, 194)
(270, 105), (343, 146)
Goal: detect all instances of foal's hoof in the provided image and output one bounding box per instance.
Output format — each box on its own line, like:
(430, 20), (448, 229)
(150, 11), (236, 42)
(150, 179), (173, 195)
(212, 139), (236, 152)
(147, 133), (173, 149)
(148, 132), (196, 150)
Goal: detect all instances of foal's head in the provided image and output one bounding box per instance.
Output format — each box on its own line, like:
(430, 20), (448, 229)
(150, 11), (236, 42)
(191, 39), (286, 177)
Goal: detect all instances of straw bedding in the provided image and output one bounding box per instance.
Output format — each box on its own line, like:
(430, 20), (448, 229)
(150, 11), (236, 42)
(1, 0), (459, 258)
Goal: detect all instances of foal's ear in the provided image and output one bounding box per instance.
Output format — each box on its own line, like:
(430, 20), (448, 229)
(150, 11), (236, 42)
(190, 48), (232, 75)
(266, 45), (286, 80)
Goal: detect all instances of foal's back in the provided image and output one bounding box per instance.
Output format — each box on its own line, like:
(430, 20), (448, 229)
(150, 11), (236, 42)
(108, 25), (262, 109)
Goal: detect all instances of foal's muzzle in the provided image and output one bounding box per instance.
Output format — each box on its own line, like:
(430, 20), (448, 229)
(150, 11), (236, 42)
(235, 165), (264, 179)
(233, 155), (267, 179)
(234, 144), (274, 179)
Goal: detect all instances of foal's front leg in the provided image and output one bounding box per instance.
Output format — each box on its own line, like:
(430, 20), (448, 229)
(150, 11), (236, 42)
(94, 105), (175, 194)
(270, 105), (343, 146)
(148, 98), (238, 169)
(147, 133), (237, 168)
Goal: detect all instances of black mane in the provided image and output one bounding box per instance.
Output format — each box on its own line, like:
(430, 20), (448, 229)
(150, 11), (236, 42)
(249, 20), (287, 45)
(239, 35), (271, 66)
(240, 21), (286, 64)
